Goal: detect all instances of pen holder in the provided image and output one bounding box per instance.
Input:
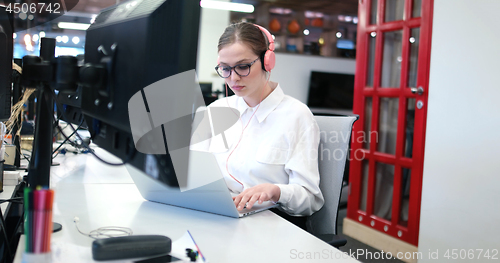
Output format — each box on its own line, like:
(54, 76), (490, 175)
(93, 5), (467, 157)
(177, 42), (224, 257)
(21, 252), (52, 263)
(24, 188), (55, 255)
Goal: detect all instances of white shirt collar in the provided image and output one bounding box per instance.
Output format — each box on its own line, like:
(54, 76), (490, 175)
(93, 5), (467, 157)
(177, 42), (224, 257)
(235, 84), (285, 123)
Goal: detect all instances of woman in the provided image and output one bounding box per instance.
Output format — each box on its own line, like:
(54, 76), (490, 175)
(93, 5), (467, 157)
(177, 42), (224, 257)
(196, 22), (323, 228)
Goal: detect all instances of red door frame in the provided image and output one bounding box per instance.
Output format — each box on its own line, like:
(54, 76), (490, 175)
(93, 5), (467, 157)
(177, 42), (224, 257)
(348, 0), (434, 246)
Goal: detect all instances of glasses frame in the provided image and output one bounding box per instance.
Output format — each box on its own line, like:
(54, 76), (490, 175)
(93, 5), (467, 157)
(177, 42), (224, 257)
(215, 57), (260, 78)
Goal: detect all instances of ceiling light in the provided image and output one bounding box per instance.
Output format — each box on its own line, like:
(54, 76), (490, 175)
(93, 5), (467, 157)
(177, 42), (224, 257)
(72, 36), (80, 44)
(58, 22), (91, 31)
(303, 29), (310, 36)
(270, 7), (292, 15)
(24, 34), (34, 51)
(305, 11), (323, 18)
(200, 0), (254, 13)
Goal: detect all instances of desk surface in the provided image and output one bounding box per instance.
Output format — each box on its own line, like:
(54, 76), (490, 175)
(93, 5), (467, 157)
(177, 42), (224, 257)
(14, 149), (360, 263)
(0, 185), (16, 214)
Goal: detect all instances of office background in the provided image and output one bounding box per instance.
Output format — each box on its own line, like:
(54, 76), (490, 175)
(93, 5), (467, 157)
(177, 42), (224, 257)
(5, 0), (500, 262)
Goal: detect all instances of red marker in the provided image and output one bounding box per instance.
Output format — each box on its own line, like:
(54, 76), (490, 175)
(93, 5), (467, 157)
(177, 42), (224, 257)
(33, 190), (47, 253)
(44, 190), (54, 252)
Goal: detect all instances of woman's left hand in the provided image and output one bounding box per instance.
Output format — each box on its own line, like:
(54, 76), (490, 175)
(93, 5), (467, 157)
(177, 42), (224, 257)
(233, 184), (281, 211)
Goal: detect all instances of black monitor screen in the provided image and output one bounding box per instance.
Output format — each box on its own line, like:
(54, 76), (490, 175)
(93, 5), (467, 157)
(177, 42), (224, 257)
(80, 0), (201, 187)
(307, 71), (355, 110)
(0, 6), (13, 121)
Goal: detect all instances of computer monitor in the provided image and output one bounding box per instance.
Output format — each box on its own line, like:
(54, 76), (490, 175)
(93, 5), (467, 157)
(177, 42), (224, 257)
(307, 71), (355, 110)
(0, 6), (13, 122)
(56, 88), (87, 128)
(80, 0), (201, 187)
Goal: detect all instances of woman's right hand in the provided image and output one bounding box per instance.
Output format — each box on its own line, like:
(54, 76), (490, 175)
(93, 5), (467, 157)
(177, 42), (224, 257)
(232, 183), (280, 211)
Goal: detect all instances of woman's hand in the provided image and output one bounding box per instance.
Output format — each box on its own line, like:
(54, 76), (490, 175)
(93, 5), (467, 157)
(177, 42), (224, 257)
(233, 184), (281, 211)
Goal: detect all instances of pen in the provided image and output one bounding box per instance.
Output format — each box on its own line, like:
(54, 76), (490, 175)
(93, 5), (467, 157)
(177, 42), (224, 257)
(44, 190), (54, 252)
(34, 190), (45, 253)
(187, 230), (205, 262)
(23, 187), (31, 252)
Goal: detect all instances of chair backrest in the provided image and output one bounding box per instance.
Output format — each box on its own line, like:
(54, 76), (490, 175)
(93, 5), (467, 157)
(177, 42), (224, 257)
(307, 115), (357, 236)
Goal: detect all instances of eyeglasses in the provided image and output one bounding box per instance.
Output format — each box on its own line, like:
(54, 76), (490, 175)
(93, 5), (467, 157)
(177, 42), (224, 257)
(215, 57), (259, 78)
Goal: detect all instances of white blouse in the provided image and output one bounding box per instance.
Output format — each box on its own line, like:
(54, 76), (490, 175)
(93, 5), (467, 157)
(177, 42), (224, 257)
(191, 84), (324, 216)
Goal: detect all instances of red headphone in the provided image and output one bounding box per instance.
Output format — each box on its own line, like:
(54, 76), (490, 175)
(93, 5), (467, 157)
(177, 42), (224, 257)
(217, 23), (275, 72)
(254, 24), (275, 72)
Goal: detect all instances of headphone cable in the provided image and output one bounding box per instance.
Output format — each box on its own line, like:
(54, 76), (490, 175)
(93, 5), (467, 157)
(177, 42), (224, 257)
(224, 71), (272, 188)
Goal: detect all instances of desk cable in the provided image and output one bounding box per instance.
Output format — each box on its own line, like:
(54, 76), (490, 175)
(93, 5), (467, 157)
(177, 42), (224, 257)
(73, 217), (133, 239)
(51, 90), (137, 166)
(0, 197), (24, 260)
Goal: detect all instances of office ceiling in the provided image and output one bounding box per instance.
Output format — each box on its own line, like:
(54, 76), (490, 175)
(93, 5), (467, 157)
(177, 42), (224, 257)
(8, 0), (358, 32)
(235, 0), (359, 16)
(68, 0), (116, 14)
(68, 0), (359, 16)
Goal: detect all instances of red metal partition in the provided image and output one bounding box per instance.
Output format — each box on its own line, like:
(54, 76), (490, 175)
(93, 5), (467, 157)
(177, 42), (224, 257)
(348, 0), (434, 246)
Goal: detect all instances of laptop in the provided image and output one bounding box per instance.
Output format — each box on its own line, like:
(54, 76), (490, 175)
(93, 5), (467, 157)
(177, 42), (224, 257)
(126, 150), (278, 218)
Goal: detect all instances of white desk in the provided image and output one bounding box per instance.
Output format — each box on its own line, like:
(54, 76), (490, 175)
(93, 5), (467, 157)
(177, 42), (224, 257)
(14, 149), (360, 262)
(1, 185), (17, 214)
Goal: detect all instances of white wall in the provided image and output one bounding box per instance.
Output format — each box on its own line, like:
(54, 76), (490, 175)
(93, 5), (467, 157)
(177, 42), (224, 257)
(196, 4), (230, 93)
(419, 0), (500, 262)
(272, 54), (356, 103)
(195, 7), (356, 103)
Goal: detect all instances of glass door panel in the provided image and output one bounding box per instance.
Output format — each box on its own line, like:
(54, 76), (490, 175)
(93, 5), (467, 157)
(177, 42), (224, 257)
(377, 97), (399, 155)
(370, 0), (378, 25)
(412, 0), (422, 18)
(374, 162), (395, 221)
(363, 97), (373, 150)
(407, 28), (420, 88)
(381, 30), (403, 88)
(366, 33), (377, 87)
(400, 168), (412, 227)
(359, 160), (370, 212)
(385, 0), (405, 22)
(405, 98), (416, 158)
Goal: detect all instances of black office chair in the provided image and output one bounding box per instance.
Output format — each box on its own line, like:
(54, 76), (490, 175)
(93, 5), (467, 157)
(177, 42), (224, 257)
(306, 115), (358, 248)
